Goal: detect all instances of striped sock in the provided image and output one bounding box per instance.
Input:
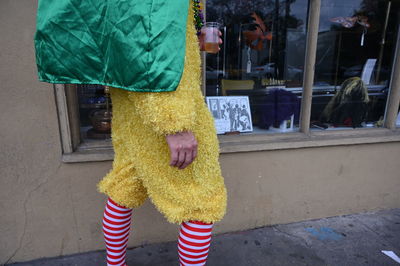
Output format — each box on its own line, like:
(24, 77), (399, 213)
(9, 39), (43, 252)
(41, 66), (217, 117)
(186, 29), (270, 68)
(102, 197), (132, 266)
(178, 221), (214, 266)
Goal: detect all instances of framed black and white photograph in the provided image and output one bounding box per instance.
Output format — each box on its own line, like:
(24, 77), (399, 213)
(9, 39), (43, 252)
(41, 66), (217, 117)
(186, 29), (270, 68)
(206, 96), (253, 134)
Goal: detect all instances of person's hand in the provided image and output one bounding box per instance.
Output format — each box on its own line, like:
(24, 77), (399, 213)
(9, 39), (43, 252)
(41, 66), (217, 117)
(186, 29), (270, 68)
(165, 131), (198, 170)
(198, 28), (223, 52)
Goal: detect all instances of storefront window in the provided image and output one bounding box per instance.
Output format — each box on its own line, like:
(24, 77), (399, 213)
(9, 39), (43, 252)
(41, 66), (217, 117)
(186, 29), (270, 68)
(311, 0), (399, 130)
(74, 0), (400, 144)
(205, 0), (309, 134)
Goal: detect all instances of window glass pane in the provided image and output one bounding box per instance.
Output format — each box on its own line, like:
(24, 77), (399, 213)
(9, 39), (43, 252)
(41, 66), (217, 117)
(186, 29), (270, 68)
(397, 107), (400, 127)
(311, 0), (399, 130)
(77, 84), (112, 143)
(205, 0), (308, 134)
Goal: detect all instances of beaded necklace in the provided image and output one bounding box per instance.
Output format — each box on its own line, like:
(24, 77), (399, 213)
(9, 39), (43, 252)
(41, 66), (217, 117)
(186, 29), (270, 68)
(192, 0), (205, 36)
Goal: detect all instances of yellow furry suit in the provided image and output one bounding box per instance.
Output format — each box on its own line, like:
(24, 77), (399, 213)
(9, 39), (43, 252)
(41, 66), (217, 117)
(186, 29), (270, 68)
(97, 5), (227, 224)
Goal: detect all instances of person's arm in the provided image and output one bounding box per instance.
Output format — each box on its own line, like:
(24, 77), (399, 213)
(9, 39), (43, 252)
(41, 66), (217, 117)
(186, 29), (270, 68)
(127, 87), (199, 169)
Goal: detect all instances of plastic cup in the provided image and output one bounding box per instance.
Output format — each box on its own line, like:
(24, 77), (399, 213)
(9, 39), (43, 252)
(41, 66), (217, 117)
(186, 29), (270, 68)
(204, 22), (221, 54)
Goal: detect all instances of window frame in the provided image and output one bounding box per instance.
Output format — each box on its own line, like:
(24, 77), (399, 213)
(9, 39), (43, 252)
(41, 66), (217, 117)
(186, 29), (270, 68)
(55, 0), (400, 163)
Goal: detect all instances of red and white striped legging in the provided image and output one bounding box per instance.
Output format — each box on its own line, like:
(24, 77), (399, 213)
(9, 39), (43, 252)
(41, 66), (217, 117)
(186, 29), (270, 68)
(102, 197), (213, 266)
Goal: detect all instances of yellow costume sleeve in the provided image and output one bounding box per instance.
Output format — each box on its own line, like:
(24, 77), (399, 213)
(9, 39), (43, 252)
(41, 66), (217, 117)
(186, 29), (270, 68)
(126, 3), (201, 136)
(126, 87), (198, 135)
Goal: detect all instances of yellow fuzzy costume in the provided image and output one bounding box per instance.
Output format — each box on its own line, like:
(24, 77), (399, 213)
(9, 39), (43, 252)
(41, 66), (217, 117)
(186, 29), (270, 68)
(97, 4), (227, 224)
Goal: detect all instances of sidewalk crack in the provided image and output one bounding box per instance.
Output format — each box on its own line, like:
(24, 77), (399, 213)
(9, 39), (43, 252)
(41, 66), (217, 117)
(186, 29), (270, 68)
(272, 225), (312, 249)
(353, 216), (398, 248)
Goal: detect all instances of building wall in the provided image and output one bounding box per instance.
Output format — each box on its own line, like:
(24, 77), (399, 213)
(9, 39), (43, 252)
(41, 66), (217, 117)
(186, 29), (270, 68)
(1, 0), (399, 264)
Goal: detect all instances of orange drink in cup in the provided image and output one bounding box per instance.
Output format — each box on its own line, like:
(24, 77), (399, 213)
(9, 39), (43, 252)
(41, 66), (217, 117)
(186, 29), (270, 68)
(204, 22), (221, 54)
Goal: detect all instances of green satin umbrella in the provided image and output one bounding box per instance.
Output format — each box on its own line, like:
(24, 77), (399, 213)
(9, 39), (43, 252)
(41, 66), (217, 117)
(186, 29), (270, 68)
(34, 0), (189, 92)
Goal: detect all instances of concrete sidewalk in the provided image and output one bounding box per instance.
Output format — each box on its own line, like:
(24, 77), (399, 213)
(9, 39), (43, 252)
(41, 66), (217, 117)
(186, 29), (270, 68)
(10, 209), (400, 266)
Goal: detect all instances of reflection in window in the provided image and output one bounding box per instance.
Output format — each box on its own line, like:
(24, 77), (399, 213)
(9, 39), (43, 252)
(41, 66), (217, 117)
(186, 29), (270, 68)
(206, 0), (308, 134)
(311, 0), (399, 130)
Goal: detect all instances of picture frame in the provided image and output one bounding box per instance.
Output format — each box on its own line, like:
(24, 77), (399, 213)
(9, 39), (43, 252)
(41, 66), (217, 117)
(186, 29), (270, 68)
(206, 96), (253, 134)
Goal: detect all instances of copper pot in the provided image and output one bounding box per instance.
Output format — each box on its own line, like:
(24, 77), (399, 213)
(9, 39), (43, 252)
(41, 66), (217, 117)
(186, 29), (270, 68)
(89, 109), (112, 133)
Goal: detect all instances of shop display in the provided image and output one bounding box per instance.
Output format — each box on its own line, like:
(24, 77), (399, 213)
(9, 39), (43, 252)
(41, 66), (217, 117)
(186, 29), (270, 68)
(205, 0), (397, 133)
(243, 12), (273, 51)
(320, 77), (369, 128)
(87, 87), (112, 139)
(330, 15), (370, 46)
(257, 89), (300, 131)
(78, 84), (112, 140)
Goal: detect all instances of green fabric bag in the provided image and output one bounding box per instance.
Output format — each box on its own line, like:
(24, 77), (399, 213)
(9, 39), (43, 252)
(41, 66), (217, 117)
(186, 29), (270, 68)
(34, 0), (189, 92)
